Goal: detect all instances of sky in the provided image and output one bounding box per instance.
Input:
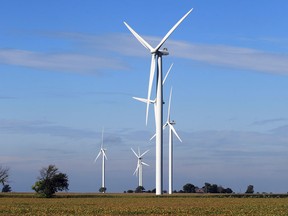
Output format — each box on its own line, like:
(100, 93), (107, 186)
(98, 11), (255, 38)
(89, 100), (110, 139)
(1, 0), (288, 193)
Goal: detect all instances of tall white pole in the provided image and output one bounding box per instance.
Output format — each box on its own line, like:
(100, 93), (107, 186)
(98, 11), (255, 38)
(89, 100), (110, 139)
(139, 162), (143, 187)
(155, 54), (163, 195)
(169, 127), (173, 194)
(102, 153), (105, 190)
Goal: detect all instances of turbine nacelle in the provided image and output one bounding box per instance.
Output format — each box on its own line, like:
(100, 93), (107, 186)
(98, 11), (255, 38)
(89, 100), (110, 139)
(151, 48), (169, 56)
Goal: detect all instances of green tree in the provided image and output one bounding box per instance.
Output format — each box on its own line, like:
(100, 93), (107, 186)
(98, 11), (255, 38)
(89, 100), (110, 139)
(245, 185), (254, 194)
(0, 166), (9, 186)
(183, 183), (195, 193)
(99, 187), (107, 193)
(135, 186), (145, 193)
(210, 184), (218, 193)
(225, 188), (233, 194)
(2, 184), (11, 192)
(32, 165), (69, 198)
(203, 182), (211, 193)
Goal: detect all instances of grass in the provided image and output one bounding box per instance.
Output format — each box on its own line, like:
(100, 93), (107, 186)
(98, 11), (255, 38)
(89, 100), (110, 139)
(1, 193), (288, 215)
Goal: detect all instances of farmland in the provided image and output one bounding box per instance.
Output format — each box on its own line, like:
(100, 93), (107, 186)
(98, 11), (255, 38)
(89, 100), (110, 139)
(1, 193), (288, 215)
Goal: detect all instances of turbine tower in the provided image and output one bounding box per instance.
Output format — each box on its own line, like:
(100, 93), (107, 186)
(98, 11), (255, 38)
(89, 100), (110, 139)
(131, 147), (149, 187)
(124, 9), (193, 195)
(94, 128), (107, 193)
(164, 87), (182, 194)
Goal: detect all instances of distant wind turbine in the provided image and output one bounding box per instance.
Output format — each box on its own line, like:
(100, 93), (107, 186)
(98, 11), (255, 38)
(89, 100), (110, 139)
(131, 147), (149, 187)
(124, 9), (193, 195)
(164, 87), (182, 194)
(94, 128), (108, 193)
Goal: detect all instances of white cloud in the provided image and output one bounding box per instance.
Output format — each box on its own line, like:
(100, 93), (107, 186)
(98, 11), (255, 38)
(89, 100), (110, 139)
(111, 33), (288, 75)
(2, 32), (288, 76)
(0, 48), (127, 74)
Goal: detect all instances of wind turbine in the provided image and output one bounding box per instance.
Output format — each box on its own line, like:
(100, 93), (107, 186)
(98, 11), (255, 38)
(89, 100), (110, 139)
(124, 9), (193, 195)
(131, 147), (150, 187)
(94, 128), (107, 193)
(164, 87), (182, 194)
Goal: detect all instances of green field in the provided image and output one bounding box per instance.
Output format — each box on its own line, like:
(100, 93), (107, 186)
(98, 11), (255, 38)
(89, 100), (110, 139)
(1, 193), (288, 215)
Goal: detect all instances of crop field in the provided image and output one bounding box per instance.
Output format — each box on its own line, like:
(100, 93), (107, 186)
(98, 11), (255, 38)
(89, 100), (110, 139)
(1, 193), (288, 215)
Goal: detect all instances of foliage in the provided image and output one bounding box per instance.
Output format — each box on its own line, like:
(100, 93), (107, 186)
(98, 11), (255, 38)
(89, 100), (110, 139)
(32, 165), (69, 198)
(2, 184), (12, 193)
(135, 186), (145, 193)
(183, 183), (195, 193)
(245, 185), (254, 194)
(0, 166), (9, 186)
(99, 187), (107, 193)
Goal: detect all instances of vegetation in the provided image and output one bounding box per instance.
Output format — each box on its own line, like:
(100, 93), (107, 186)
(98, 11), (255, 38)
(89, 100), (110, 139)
(2, 184), (11, 193)
(1, 193), (288, 215)
(99, 187), (107, 193)
(182, 183), (196, 193)
(245, 184), (254, 194)
(32, 165), (69, 198)
(135, 186), (145, 193)
(0, 166), (9, 187)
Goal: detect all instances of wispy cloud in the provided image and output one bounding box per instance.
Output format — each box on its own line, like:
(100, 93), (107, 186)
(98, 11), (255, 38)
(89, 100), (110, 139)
(1, 31), (288, 76)
(250, 118), (287, 126)
(0, 119), (97, 139)
(0, 48), (127, 74)
(168, 41), (288, 75)
(114, 33), (288, 75)
(0, 95), (16, 99)
(269, 124), (288, 136)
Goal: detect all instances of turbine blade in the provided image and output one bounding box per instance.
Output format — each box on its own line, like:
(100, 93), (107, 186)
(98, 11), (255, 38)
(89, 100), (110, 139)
(123, 22), (153, 51)
(133, 164), (139, 176)
(163, 122), (169, 130)
(146, 54), (156, 125)
(138, 147), (140, 157)
(103, 150), (108, 160)
(94, 151), (101, 163)
(167, 87), (173, 122)
(154, 8), (193, 52)
(169, 123), (182, 142)
(131, 148), (138, 158)
(162, 63), (173, 85)
(141, 162), (150, 167)
(140, 149), (149, 158)
(101, 127), (104, 148)
(133, 97), (148, 104)
(150, 133), (156, 141)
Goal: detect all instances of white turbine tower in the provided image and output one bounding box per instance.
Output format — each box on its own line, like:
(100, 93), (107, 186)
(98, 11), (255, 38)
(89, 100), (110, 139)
(124, 9), (193, 195)
(94, 128), (107, 193)
(164, 87), (182, 194)
(131, 147), (149, 187)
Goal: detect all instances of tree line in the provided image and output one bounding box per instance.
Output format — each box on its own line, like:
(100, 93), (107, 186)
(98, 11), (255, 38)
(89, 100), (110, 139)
(1, 164), (255, 197)
(125, 183), (255, 194)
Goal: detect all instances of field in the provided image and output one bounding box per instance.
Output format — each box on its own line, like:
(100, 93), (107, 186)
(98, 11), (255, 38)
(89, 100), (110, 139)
(1, 193), (288, 215)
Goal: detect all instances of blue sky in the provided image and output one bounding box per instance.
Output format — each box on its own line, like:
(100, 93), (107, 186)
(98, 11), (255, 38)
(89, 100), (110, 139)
(1, 0), (288, 193)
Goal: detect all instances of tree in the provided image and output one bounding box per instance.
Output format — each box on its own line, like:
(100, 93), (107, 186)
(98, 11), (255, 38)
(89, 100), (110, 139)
(203, 182), (211, 193)
(135, 186), (145, 193)
(225, 188), (233, 194)
(0, 166), (9, 186)
(183, 183), (195, 193)
(2, 184), (11, 192)
(99, 187), (107, 193)
(32, 165), (69, 198)
(245, 185), (254, 194)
